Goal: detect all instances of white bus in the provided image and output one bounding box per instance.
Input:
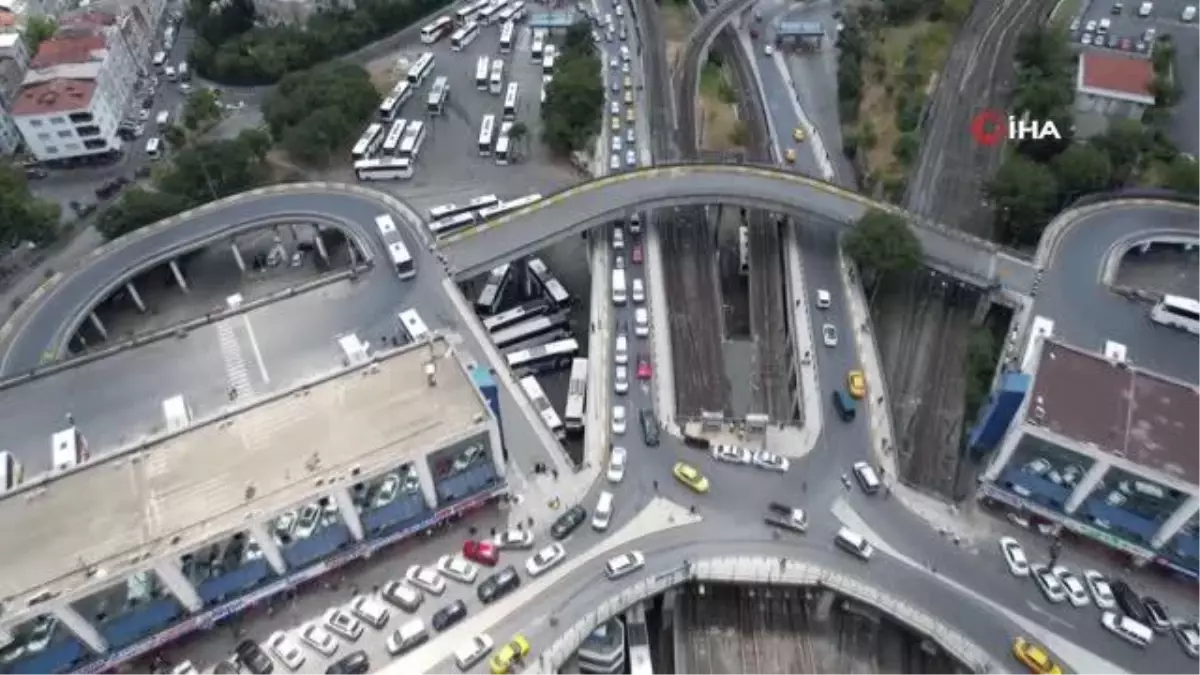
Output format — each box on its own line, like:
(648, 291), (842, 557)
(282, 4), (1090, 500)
(502, 82), (519, 120)
(398, 309), (432, 343)
(429, 194), (499, 222)
(499, 20), (515, 53)
(738, 225), (750, 275)
(478, 114), (496, 155)
(519, 375), (565, 438)
(475, 55), (491, 90)
(420, 16), (454, 43)
(1150, 294), (1200, 335)
(379, 81), (413, 121)
(162, 395), (192, 433)
(489, 59), (505, 95)
(495, 128), (512, 165)
(354, 157), (413, 181)
(475, 263), (513, 314)
(483, 298), (551, 333)
(492, 312), (569, 348)
(451, 21), (481, 51)
(0, 451), (23, 493)
(563, 357), (587, 435)
(506, 338), (579, 375)
(542, 51), (556, 75)
(429, 211), (478, 237)
(388, 241), (417, 279)
(531, 29), (546, 61)
(526, 256), (571, 307)
(351, 122), (385, 160)
(397, 120), (427, 160)
(51, 427), (87, 472)
(407, 52), (435, 85)
(479, 193), (542, 220)
(498, 2), (525, 23)
(478, 1), (503, 24)
(145, 136), (161, 159)
(455, 0), (490, 24)
(427, 76), (449, 115)
(381, 118), (408, 156)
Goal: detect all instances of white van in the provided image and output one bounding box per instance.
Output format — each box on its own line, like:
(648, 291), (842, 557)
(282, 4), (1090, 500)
(453, 634), (494, 671)
(834, 527), (874, 560)
(634, 307), (649, 337)
(164, 65), (177, 81)
(386, 618), (429, 655)
(1183, 5), (1196, 21)
(852, 461), (881, 494)
(631, 278), (645, 303)
(349, 595), (390, 628)
(592, 490), (614, 530)
(152, 50), (167, 67)
(155, 110), (170, 127)
(615, 334), (628, 364)
(1101, 611), (1153, 647)
(612, 226), (625, 249)
(629, 212), (641, 234)
(145, 136), (162, 160)
(612, 268), (627, 305)
(620, 45), (631, 62)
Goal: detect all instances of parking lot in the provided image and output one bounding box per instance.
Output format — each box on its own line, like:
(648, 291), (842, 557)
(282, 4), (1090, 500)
(1068, 0), (1199, 153)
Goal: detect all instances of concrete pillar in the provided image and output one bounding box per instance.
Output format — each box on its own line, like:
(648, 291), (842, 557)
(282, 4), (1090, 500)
(972, 291), (991, 326)
(1064, 460), (1110, 514)
(1151, 495), (1200, 549)
(332, 487), (365, 541)
(125, 282), (146, 313)
(88, 312), (108, 339)
(488, 424), (505, 479)
(247, 522), (287, 575)
(288, 223), (299, 241)
(154, 561), (202, 613)
(415, 459), (438, 509)
(230, 242), (246, 273)
(313, 232), (329, 262)
(813, 589), (835, 623)
(53, 605), (107, 653)
(1140, 242), (1152, 254)
(169, 259), (189, 293)
(981, 426), (1024, 482)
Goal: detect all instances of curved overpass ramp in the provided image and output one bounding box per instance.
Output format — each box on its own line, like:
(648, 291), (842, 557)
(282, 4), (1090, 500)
(437, 164), (1037, 289)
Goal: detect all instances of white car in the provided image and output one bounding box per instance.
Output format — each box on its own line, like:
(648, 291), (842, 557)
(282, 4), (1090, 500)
(1051, 565), (1090, 607)
(1083, 569), (1116, 609)
(604, 551), (646, 580)
(494, 528), (534, 550)
(614, 365), (629, 394)
(612, 405), (627, 435)
(299, 622), (338, 656)
(625, 128), (636, 144)
(267, 631), (306, 671)
(323, 608), (364, 641)
(607, 446), (627, 483)
(764, 44), (774, 56)
(405, 564), (446, 595)
(610, 153), (620, 171)
(611, 135), (622, 152)
(998, 537), (1029, 576)
(437, 555), (479, 584)
(621, 62), (630, 74)
(609, 56), (620, 69)
(625, 149), (637, 167)
(1031, 565), (1067, 604)
(711, 445), (751, 464)
(815, 289), (831, 309)
(294, 503), (321, 539)
(525, 542), (567, 577)
(821, 324), (838, 347)
(752, 450), (790, 473)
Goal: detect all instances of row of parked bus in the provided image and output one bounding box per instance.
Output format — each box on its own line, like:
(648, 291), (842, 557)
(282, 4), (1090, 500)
(349, 53), (446, 181)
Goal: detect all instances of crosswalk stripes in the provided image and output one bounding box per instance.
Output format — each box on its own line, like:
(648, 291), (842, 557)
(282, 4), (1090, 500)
(215, 320), (255, 399)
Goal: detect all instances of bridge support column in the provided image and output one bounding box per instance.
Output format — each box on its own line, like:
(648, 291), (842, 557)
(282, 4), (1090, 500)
(1152, 496), (1199, 549)
(230, 241), (247, 273)
(333, 486), (365, 541)
(248, 521), (287, 575)
(88, 312), (108, 340)
(313, 228), (330, 263)
(288, 223), (300, 242)
(125, 282), (146, 313)
(812, 588), (835, 623)
(1064, 460), (1109, 514)
(169, 259), (189, 293)
(54, 605), (107, 653)
(1186, 243), (1196, 252)
(1141, 242), (1152, 254)
(972, 291), (991, 326)
(154, 560), (203, 613)
(415, 459), (439, 509)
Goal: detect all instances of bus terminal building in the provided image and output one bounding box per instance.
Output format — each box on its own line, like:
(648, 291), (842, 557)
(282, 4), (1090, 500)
(0, 338), (508, 674)
(978, 336), (1199, 579)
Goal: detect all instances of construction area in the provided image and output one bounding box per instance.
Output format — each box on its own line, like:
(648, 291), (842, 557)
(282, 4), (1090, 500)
(645, 584), (968, 674)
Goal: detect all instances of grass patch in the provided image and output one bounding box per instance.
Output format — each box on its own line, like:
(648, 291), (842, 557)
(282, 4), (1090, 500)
(659, 2), (696, 70)
(697, 63), (743, 151)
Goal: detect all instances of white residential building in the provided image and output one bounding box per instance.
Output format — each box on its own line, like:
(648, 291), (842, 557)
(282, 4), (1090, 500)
(12, 10), (138, 162)
(0, 32), (30, 154)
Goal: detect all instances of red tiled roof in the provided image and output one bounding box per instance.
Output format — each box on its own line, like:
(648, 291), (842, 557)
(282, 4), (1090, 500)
(61, 11), (118, 28)
(1080, 52), (1154, 97)
(0, 10), (17, 28)
(30, 35), (106, 69)
(11, 78), (97, 116)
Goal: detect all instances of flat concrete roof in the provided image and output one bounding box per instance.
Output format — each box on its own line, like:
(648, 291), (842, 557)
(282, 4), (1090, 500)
(1026, 339), (1199, 485)
(0, 337), (488, 613)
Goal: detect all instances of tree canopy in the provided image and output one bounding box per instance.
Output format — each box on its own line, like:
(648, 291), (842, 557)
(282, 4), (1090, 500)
(541, 22), (604, 156)
(182, 88), (222, 131)
(189, 0), (454, 84)
(987, 154), (1060, 245)
(262, 63), (379, 165)
(0, 165), (61, 247)
(843, 209), (922, 275)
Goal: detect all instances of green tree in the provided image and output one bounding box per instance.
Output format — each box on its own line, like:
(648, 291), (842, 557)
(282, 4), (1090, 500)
(541, 24), (604, 156)
(97, 188), (192, 240)
(1091, 119), (1148, 184)
(987, 155), (1059, 245)
(0, 164), (60, 246)
(158, 131), (270, 202)
(23, 16), (57, 51)
(843, 209), (922, 277)
(1160, 156), (1199, 194)
(163, 124), (188, 149)
(1051, 143), (1112, 201)
(508, 122), (528, 161)
(183, 88), (222, 130)
(263, 63), (378, 165)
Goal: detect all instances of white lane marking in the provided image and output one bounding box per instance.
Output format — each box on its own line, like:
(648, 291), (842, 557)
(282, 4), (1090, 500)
(215, 320), (254, 397)
(1025, 600), (1076, 630)
(241, 314), (271, 384)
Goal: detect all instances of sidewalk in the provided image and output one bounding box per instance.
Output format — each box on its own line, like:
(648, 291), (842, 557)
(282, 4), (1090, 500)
(780, 224), (823, 456)
(840, 252), (898, 479)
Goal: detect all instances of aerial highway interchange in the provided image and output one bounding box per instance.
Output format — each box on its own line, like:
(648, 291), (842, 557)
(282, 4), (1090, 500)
(0, 0), (1197, 673)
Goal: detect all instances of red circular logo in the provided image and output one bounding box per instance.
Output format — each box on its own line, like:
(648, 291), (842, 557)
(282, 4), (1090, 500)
(970, 110), (1006, 147)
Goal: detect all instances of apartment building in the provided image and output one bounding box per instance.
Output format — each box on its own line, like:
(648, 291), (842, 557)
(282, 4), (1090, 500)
(0, 32), (29, 154)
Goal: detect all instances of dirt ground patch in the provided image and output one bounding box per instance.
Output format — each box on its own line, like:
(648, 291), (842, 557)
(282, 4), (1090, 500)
(367, 53), (414, 92)
(659, 2), (696, 71)
(698, 63), (744, 152)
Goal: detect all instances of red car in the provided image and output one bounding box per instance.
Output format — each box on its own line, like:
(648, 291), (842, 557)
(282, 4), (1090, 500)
(632, 244), (643, 264)
(462, 539), (499, 566)
(636, 355), (652, 380)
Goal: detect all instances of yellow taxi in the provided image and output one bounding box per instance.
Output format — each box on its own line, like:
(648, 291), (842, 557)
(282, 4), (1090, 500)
(673, 462), (710, 493)
(847, 369), (867, 399)
(490, 634), (531, 674)
(785, 148), (796, 163)
(1012, 637), (1062, 674)
(625, 107), (636, 124)
(793, 126), (806, 142)
(611, 116), (621, 132)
